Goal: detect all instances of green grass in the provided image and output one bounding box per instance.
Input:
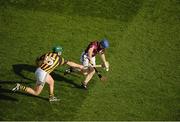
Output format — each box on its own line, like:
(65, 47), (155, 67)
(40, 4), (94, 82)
(0, 0), (179, 120)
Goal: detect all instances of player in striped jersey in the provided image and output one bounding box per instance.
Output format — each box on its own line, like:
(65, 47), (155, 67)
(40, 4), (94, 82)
(12, 46), (84, 102)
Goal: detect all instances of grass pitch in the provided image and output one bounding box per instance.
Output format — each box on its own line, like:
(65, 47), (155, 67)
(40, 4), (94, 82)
(0, 0), (179, 120)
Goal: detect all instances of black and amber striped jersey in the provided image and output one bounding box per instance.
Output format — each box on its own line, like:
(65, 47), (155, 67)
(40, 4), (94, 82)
(36, 52), (65, 73)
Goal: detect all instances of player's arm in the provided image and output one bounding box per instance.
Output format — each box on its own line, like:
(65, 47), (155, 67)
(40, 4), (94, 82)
(87, 47), (94, 65)
(98, 48), (107, 64)
(35, 54), (46, 66)
(59, 56), (84, 69)
(100, 52), (109, 71)
(100, 52), (106, 63)
(58, 57), (67, 66)
(66, 61), (84, 69)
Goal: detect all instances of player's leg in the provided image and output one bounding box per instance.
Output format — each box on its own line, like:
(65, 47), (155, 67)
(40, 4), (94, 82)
(27, 84), (44, 96)
(45, 74), (54, 97)
(12, 68), (46, 96)
(45, 74), (60, 102)
(81, 67), (95, 89)
(81, 56), (96, 89)
(12, 82), (44, 96)
(31, 67), (46, 95)
(64, 52), (87, 75)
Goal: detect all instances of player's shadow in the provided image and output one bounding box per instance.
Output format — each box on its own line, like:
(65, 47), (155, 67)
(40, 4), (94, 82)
(0, 85), (18, 101)
(12, 64), (36, 82)
(0, 85), (48, 101)
(0, 80), (34, 101)
(12, 64), (81, 88)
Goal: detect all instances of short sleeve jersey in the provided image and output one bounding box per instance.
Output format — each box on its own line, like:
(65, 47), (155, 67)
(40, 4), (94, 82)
(36, 52), (65, 73)
(85, 41), (104, 57)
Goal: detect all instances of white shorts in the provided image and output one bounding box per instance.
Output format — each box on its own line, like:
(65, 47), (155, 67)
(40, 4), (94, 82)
(35, 68), (47, 86)
(80, 52), (96, 67)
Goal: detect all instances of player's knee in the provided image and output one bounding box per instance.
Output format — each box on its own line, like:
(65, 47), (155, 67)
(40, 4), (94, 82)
(90, 69), (95, 75)
(89, 67), (95, 73)
(35, 92), (40, 96)
(92, 69), (95, 74)
(49, 80), (54, 85)
(46, 79), (54, 86)
(81, 66), (95, 75)
(34, 90), (41, 96)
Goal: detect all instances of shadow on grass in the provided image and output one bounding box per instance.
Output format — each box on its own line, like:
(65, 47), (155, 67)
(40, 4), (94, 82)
(2, 64), (84, 102)
(0, 86), (18, 101)
(12, 64), (81, 88)
(0, 80), (33, 85)
(15, 91), (49, 101)
(0, 80), (34, 101)
(12, 64), (36, 82)
(0, 85), (48, 101)
(0, 64), (85, 102)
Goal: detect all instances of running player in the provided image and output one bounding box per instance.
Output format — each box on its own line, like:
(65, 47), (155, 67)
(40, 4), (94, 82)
(65, 39), (110, 89)
(12, 46), (84, 102)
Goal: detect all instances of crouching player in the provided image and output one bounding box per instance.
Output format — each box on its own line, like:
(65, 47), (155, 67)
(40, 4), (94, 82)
(12, 46), (84, 102)
(65, 39), (110, 89)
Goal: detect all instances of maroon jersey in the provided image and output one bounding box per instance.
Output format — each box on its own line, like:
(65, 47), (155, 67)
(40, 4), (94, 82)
(85, 41), (104, 57)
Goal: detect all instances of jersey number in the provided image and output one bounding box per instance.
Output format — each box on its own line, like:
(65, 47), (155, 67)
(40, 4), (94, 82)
(45, 56), (55, 66)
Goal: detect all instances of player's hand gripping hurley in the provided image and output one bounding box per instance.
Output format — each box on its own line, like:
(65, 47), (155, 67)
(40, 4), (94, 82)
(89, 61), (107, 81)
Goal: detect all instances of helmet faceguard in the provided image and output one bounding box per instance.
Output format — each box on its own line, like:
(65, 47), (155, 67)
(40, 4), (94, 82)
(52, 46), (63, 55)
(100, 39), (109, 48)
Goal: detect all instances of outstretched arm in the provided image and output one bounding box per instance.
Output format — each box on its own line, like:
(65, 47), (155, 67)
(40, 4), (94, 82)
(100, 53), (107, 64)
(66, 61), (84, 69)
(100, 53), (109, 71)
